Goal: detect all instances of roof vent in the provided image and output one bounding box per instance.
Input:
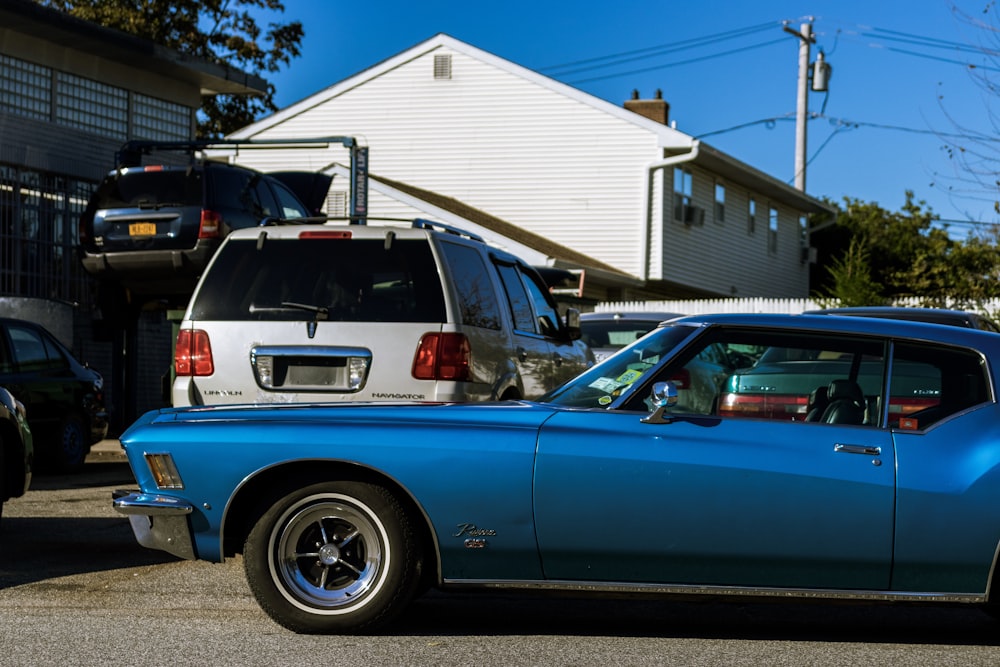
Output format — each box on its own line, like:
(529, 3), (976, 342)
(433, 54), (452, 80)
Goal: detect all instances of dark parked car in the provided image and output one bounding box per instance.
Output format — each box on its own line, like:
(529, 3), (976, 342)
(0, 318), (107, 471)
(78, 161), (329, 298)
(805, 306), (1000, 331)
(580, 311), (683, 362)
(0, 386), (32, 524)
(115, 313), (1000, 633)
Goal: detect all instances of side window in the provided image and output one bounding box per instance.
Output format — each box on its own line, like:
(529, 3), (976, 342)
(210, 168), (255, 213)
(626, 329), (886, 424)
(269, 181), (310, 219)
(8, 325), (67, 372)
(889, 342), (990, 430)
(439, 242), (502, 330)
(495, 263), (536, 333)
(519, 268), (561, 338)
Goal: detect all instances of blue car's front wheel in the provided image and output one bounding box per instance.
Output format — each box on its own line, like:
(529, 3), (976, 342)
(244, 481), (420, 634)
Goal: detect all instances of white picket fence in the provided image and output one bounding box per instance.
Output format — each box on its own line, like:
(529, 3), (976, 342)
(594, 297), (1000, 317)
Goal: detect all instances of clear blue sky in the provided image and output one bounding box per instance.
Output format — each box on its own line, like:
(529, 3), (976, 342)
(256, 0), (999, 233)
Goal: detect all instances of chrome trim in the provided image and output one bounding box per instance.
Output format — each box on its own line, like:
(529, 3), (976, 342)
(834, 443), (881, 456)
(984, 539), (1000, 603)
(113, 492), (196, 560)
(440, 579), (985, 604)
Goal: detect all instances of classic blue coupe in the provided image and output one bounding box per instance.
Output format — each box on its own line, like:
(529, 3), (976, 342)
(114, 313), (1000, 634)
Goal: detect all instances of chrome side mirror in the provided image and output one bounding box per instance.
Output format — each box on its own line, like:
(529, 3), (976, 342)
(641, 381), (679, 424)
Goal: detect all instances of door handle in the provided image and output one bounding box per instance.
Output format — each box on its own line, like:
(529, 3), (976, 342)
(834, 443), (881, 456)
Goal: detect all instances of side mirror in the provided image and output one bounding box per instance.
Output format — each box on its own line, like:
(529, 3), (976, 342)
(641, 381), (679, 424)
(563, 307), (582, 341)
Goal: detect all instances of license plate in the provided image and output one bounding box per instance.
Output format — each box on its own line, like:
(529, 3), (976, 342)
(129, 222), (156, 236)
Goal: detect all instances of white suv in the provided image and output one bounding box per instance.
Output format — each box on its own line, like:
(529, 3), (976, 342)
(171, 219), (593, 406)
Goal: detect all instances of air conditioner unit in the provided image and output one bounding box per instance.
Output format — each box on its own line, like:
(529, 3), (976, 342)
(682, 204), (705, 227)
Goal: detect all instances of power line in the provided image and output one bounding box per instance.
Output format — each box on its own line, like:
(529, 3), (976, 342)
(540, 21), (778, 77)
(567, 38), (787, 85)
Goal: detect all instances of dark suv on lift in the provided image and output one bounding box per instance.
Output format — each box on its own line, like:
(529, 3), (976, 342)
(79, 161), (329, 301)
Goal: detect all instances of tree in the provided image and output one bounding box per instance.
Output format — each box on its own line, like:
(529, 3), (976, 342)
(811, 191), (1000, 309)
(935, 2), (1000, 215)
(37, 0), (303, 137)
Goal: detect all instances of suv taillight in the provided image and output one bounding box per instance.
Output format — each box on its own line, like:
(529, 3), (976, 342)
(199, 209), (222, 239)
(718, 393), (808, 420)
(175, 329), (214, 376)
(412, 333), (471, 381)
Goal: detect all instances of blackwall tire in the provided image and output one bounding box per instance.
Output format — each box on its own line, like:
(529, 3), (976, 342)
(244, 481), (420, 634)
(56, 414), (87, 472)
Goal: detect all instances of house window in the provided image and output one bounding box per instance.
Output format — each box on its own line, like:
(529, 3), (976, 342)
(434, 54), (452, 80)
(769, 206), (779, 253)
(673, 167), (692, 222)
(55, 71), (129, 140)
(714, 182), (725, 224)
(748, 197), (756, 234)
(133, 94), (192, 141)
(0, 55), (51, 121)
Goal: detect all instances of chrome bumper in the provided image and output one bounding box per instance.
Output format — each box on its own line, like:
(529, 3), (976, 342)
(113, 490), (196, 560)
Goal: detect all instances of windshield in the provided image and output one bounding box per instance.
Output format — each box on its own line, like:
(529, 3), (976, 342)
(542, 323), (698, 408)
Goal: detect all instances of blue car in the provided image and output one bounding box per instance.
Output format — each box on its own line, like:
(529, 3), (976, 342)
(114, 313), (1000, 634)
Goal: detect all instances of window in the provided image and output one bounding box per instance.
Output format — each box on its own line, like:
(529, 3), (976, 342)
(439, 242), (502, 330)
(714, 182), (725, 224)
(672, 167), (692, 222)
(748, 197), (756, 235)
(495, 263), (536, 333)
(768, 206), (779, 253)
(0, 54), (51, 121)
(621, 328), (886, 424)
(133, 94), (191, 141)
(889, 342), (990, 430)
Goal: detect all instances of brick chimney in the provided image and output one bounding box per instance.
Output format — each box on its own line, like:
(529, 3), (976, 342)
(624, 89), (669, 125)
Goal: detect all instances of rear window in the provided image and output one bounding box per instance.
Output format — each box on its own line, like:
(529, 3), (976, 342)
(189, 236), (447, 322)
(93, 169), (203, 208)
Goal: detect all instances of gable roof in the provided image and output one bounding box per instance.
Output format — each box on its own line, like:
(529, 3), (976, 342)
(234, 33), (691, 146)
(234, 33), (831, 217)
(320, 163), (640, 287)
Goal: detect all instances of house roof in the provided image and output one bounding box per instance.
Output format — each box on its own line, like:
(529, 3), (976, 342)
(333, 165), (640, 287)
(234, 33), (832, 217)
(1, 0), (266, 96)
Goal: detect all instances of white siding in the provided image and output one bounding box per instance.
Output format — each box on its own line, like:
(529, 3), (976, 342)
(230, 36), (819, 298)
(234, 45), (660, 277)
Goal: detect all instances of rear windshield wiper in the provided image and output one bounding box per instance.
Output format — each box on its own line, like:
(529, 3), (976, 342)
(280, 301), (330, 321)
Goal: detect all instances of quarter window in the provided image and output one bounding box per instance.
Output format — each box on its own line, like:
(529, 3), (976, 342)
(440, 243), (502, 330)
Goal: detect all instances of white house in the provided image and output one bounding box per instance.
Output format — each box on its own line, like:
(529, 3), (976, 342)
(227, 34), (833, 300)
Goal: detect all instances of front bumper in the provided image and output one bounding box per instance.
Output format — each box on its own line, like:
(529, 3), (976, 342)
(113, 490), (196, 560)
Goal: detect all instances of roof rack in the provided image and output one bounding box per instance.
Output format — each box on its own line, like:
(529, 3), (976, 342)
(261, 216), (486, 243)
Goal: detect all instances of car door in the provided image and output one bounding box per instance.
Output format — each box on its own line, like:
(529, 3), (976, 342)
(533, 327), (896, 591)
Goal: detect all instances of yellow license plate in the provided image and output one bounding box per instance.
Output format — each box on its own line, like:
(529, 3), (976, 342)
(129, 222), (157, 236)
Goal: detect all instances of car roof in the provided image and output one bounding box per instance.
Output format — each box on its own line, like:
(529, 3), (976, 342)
(804, 306), (994, 329)
(581, 311), (684, 322)
(667, 312), (1000, 347)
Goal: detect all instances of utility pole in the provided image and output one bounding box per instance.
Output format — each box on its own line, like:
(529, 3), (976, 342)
(784, 21), (815, 192)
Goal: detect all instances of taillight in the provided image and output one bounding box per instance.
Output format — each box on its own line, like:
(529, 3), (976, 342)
(718, 393), (808, 420)
(412, 333), (471, 381)
(199, 209), (222, 238)
(670, 368), (691, 390)
(175, 329), (214, 376)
